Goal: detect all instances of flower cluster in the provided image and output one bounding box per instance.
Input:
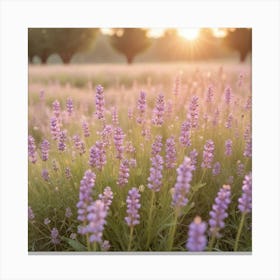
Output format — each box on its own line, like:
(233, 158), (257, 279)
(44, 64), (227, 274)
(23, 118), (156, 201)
(58, 130), (67, 152)
(136, 90), (146, 124)
(114, 127), (125, 160)
(224, 86), (232, 105)
(117, 159), (130, 186)
(41, 139), (50, 161)
(28, 135), (37, 164)
(206, 84), (214, 103)
(189, 149), (198, 170)
(66, 97), (74, 116)
(212, 162), (221, 176)
(50, 117), (60, 140)
(165, 136), (177, 169)
(52, 100), (61, 118)
(72, 135), (86, 155)
(95, 85), (105, 120)
(99, 186), (114, 211)
(89, 141), (106, 171)
(201, 139), (215, 169)
(148, 154), (164, 192)
(82, 120), (90, 138)
(51, 228), (60, 244)
(125, 188), (141, 227)
(152, 93), (165, 126)
(188, 96), (199, 128)
(179, 120), (191, 147)
(238, 172), (252, 213)
(225, 139), (233, 156)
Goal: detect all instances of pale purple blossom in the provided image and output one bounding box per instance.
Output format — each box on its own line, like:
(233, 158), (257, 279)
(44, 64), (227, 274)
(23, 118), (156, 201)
(212, 162), (221, 176)
(179, 120), (191, 147)
(58, 130), (67, 152)
(151, 135), (163, 156)
(125, 187), (141, 227)
(52, 100), (61, 118)
(186, 216), (207, 251)
(65, 207), (72, 218)
(95, 85), (105, 120)
(165, 136), (177, 169)
(148, 154), (164, 192)
(101, 240), (111, 251)
(201, 139), (215, 169)
(238, 172), (252, 213)
(50, 117), (60, 140)
(225, 139), (233, 156)
(28, 206), (35, 221)
(189, 149), (198, 170)
(111, 106), (119, 126)
(41, 169), (50, 181)
(66, 97), (74, 116)
(82, 121), (90, 138)
(173, 73), (182, 97)
(65, 167), (72, 180)
(28, 135), (37, 164)
(212, 108), (220, 127)
(114, 127), (125, 160)
(224, 86), (232, 105)
(44, 217), (51, 225)
(117, 159), (130, 186)
(236, 160), (245, 177)
(51, 227), (60, 244)
(206, 84), (214, 103)
(98, 186), (114, 211)
(152, 93), (165, 126)
(188, 96), (199, 128)
(128, 107), (134, 120)
(41, 139), (50, 161)
(225, 113), (233, 129)
(137, 90), (146, 124)
(209, 185), (231, 238)
(89, 141), (106, 171)
(72, 135), (86, 155)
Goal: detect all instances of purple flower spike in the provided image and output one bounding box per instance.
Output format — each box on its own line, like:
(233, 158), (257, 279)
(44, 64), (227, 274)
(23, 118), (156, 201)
(87, 200), (107, 243)
(114, 127), (125, 160)
(72, 135), (86, 155)
(238, 172), (252, 213)
(225, 113), (233, 129)
(244, 137), (252, 158)
(28, 206), (35, 221)
(99, 186), (114, 211)
(66, 97), (74, 116)
(76, 170), (96, 225)
(95, 85), (105, 120)
(50, 117), (60, 140)
(125, 187), (141, 227)
(65, 167), (72, 180)
(188, 96), (199, 128)
(58, 130), (67, 152)
(51, 227), (60, 244)
(224, 86), (232, 105)
(206, 84), (214, 103)
(41, 169), (50, 181)
(172, 157), (193, 209)
(117, 159), (130, 187)
(152, 93), (165, 126)
(89, 141), (106, 171)
(173, 73), (182, 97)
(65, 207), (72, 218)
(28, 135), (37, 164)
(212, 162), (221, 176)
(148, 154), (164, 192)
(137, 90), (146, 124)
(112, 106), (119, 126)
(151, 135), (163, 157)
(209, 185), (231, 238)
(212, 108), (220, 127)
(179, 120), (191, 147)
(101, 240), (111, 251)
(165, 136), (177, 169)
(41, 139), (50, 161)
(52, 100), (61, 119)
(201, 139), (215, 169)
(236, 160), (245, 177)
(189, 149), (198, 170)
(186, 216), (207, 251)
(82, 120), (90, 138)
(225, 139), (233, 156)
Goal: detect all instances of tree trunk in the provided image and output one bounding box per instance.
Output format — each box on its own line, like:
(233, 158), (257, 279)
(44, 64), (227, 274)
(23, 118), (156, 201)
(240, 51), (247, 62)
(41, 55), (48, 64)
(61, 53), (72, 64)
(126, 55), (134, 64)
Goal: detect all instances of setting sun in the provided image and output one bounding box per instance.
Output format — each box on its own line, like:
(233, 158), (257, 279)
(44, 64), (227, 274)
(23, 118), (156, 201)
(178, 28), (200, 41)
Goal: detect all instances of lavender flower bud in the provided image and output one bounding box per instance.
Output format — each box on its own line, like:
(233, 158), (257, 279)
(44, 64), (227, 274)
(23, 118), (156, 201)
(209, 185), (231, 238)
(44, 217), (51, 225)
(189, 149), (198, 170)
(28, 206), (35, 221)
(58, 130), (67, 152)
(137, 90), (146, 124)
(101, 240), (111, 251)
(65, 207), (72, 218)
(152, 93), (165, 126)
(65, 167), (72, 180)
(188, 96), (199, 128)
(151, 135), (163, 156)
(201, 139), (215, 169)
(114, 127), (125, 160)
(87, 200), (107, 243)
(95, 85), (105, 120)
(111, 106), (119, 126)
(212, 108), (220, 127)
(89, 141), (106, 171)
(28, 135), (37, 164)
(125, 187), (141, 227)
(179, 120), (191, 147)
(117, 159), (130, 187)
(212, 162), (221, 176)
(82, 120), (90, 138)
(225, 113), (233, 129)
(98, 186), (113, 211)
(128, 107), (134, 120)
(41, 169), (50, 181)
(41, 139), (50, 161)
(224, 86), (232, 105)
(238, 172), (252, 213)
(72, 135), (86, 155)
(165, 136), (177, 169)
(206, 84), (214, 103)
(225, 139), (233, 156)
(186, 216), (207, 251)
(66, 97), (74, 116)
(50, 117), (60, 140)
(172, 157), (193, 209)
(236, 160), (245, 177)
(52, 100), (61, 119)
(51, 227), (60, 244)
(148, 154), (164, 192)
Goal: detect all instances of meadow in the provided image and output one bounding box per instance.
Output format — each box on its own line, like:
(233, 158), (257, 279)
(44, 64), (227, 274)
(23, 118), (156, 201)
(28, 62), (252, 252)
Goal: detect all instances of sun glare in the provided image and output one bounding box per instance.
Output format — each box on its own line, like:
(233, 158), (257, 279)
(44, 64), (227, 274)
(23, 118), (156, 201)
(178, 28), (200, 41)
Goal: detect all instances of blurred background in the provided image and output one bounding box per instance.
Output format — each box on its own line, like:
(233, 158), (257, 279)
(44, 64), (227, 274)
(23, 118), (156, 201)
(28, 28), (252, 65)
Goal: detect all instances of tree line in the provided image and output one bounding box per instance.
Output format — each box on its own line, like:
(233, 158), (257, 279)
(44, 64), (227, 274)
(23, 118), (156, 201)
(28, 28), (252, 64)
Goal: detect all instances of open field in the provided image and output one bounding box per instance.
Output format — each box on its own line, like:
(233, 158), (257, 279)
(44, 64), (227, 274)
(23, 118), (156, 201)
(28, 62), (252, 252)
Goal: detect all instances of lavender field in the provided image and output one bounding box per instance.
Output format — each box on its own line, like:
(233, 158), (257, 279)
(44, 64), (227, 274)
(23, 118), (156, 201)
(28, 63), (252, 252)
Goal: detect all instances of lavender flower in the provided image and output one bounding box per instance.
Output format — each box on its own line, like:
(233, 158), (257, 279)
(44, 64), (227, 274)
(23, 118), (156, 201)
(225, 113), (233, 129)
(86, 200), (107, 243)
(82, 120), (90, 138)
(76, 170), (96, 225)
(66, 97), (74, 116)
(166, 100), (173, 117)
(98, 186), (114, 211)
(41, 169), (49, 181)
(28, 206), (35, 221)
(51, 227), (60, 244)
(172, 157), (193, 209)
(125, 187), (141, 227)
(117, 159), (130, 187)
(50, 117), (60, 140)
(173, 73), (182, 97)
(65, 207), (72, 218)
(52, 159), (59, 172)
(212, 108), (220, 127)
(28, 135), (37, 164)
(244, 137), (252, 158)
(189, 149), (198, 170)
(95, 85), (105, 120)
(44, 217), (51, 225)
(165, 136), (177, 169)
(212, 162), (221, 176)
(179, 120), (191, 147)
(125, 141), (136, 155)
(72, 135), (86, 155)
(236, 160), (245, 177)
(41, 139), (50, 161)
(111, 106), (119, 126)
(129, 158), (137, 168)
(186, 216), (207, 251)
(201, 139), (215, 169)
(206, 84), (214, 103)
(89, 141), (106, 171)
(152, 93), (165, 126)
(225, 139), (233, 156)
(209, 185), (231, 238)
(238, 172), (252, 213)
(65, 167), (72, 180)
(151, 135), (163, 156)
(137, 90), (146, 124)
(114, 127), (125, 160)
(128, 107), (134, 120)
(101, 240), (111, 251)
(70, 233), (77, 240)
(224, 86), (232, 105)
(245, 96), (252, 111)
(188, 96), (199, 128)
(52, 100), (61, 118)
(100, 125), (113, 148)
(58, 130), (67, 152)
(148, 154), (164, 192)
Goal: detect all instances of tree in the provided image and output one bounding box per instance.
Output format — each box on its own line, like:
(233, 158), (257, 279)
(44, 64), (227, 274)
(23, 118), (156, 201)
(28, 28), (53, 64)
(224, 28), (252, 62)
(110, 28), (152, 64)
(50, 28), (99, 64)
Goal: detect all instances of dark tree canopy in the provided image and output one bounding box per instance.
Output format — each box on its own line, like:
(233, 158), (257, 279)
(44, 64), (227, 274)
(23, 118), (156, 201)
(224, 28), (252, 62)
(28, 28), (99, 64)
(110, 28), (152, 64)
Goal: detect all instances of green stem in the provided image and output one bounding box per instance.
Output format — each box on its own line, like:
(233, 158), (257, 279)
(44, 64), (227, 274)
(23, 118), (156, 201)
(146, 191), (155, 249)
(93, 241), (97, 252)
(128, 226), (134, 251)
(208, 235), (216, 252)
(234, 213), (246, 251)
(167, 209), (179, 251)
